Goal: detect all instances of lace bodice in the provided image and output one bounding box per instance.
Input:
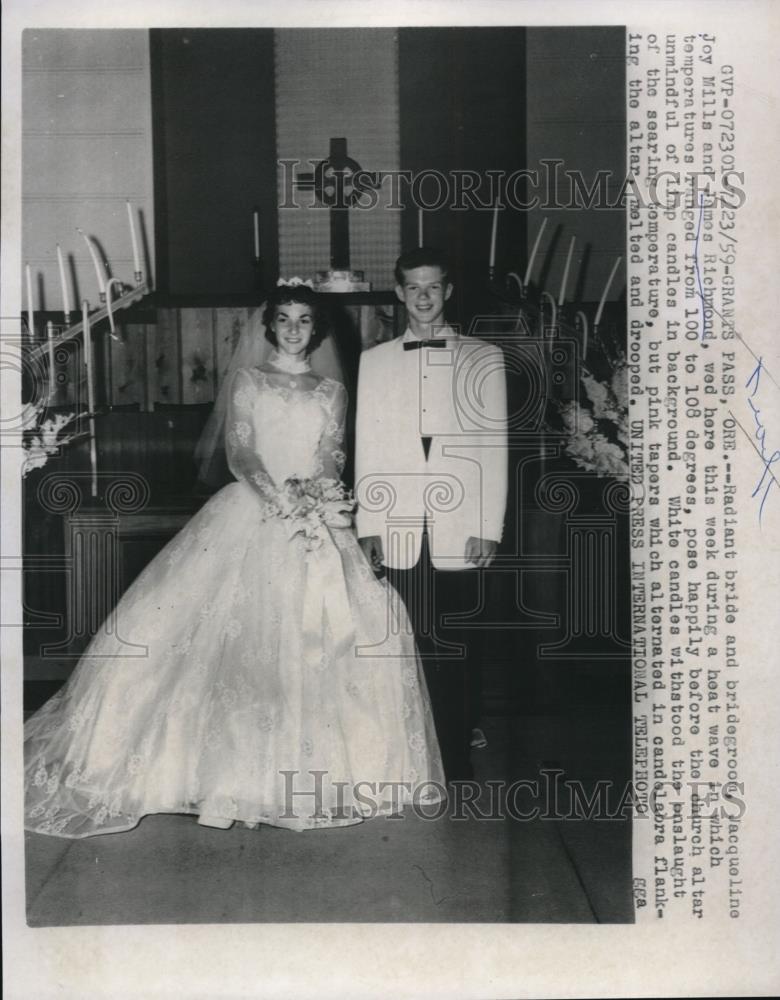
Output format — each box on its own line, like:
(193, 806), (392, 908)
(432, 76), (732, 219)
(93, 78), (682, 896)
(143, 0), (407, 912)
(226, 367), (347, 490)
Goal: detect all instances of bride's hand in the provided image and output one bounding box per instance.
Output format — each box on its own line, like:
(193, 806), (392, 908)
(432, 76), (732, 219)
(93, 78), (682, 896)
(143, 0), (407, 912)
(321, 500), (352, 528)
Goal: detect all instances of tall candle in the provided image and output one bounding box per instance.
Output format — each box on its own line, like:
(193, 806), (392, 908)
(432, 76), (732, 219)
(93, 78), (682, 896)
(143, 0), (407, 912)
(126, 201), (141, 275)
(576, 310), (589, 362)
(558, 236), (575, 307)
(82, 300), (98, 497)
(253, 209), (260, 259)
(25, 263), (35, 340)
(488, 204), (499, 270)
(417, 208), (424, 249)
(78, 229), (106, 297)
(522, 217), (548, 289)
(594, 256), (622, 328)
(47, 321), (56, 402)
(56, 244), (72, 318)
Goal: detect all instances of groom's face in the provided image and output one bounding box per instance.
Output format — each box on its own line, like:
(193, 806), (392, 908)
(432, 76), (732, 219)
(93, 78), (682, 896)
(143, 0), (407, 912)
(395, 266), (452, 331)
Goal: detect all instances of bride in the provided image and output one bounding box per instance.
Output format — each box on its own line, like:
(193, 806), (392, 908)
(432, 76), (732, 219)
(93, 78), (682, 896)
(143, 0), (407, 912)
(25, 281), (444, 838)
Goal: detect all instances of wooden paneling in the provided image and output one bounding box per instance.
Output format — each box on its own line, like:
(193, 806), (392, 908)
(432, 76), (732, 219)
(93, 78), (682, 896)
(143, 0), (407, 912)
(107, 323), (149, 409)
(179, 308), (215, 404)
(214, 307), (251, 388)
(150, 307), (181, 405)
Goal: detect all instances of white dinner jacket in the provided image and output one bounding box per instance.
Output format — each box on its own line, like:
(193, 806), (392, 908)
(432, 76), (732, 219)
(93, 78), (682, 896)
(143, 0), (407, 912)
(355, 329), (508, 571)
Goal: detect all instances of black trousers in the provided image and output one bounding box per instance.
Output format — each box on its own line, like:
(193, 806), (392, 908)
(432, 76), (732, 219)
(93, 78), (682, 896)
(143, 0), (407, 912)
(386, 530), (483, 782)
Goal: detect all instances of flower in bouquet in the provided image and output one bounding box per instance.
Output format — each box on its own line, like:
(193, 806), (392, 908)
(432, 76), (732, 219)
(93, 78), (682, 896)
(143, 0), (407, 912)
(275, 476), (355, 550)
(22, 409), (78, 477)
(582, 371), (621, 421)
(610, 361), (629, 412)
(554, 346), (630, 478)
(590, 434), (629, 478)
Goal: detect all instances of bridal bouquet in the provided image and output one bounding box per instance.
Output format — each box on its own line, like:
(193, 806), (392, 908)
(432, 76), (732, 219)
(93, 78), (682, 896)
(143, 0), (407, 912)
(554, 344), (629, 478)
(274, 476), (355, 550)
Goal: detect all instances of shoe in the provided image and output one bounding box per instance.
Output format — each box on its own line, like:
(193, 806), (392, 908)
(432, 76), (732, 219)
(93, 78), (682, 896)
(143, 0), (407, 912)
(197, 814), (234, 829)
(470, 727), (488, 750)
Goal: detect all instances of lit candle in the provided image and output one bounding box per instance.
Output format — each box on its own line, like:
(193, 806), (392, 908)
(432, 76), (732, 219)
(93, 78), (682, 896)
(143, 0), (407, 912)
(522, 217), (548, 289)
(56, 244), (72, 319)
(417, 208), (424, 249)
(488, 204), (499, 271)
(594, 256), (622, 329)
(25, 262), (35, 340)
(78, 229), (106, 298)
(558, 236), (575, 307)
(126, 201), (141, 275)
(47, 320), (56, 402)
(253, 208), (260, 260)
(82, 299), (98, 497)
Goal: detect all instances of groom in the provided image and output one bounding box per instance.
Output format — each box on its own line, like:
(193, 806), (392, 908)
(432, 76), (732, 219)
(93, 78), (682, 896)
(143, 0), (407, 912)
(355, 248), (508, 782)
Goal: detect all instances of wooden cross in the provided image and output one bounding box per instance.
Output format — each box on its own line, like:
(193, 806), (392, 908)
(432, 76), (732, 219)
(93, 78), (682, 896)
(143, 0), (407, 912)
(295, 137), (379, 270)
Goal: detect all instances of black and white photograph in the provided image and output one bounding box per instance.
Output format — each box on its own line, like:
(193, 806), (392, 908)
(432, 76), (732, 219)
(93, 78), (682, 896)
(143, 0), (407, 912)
(2, 2), (779, 998)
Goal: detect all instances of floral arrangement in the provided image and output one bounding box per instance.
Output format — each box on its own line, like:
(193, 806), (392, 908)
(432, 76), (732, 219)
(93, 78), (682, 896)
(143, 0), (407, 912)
(555, 343), (629, 478)
(20, 403), (79, 477)
(270, 476), (354, 550)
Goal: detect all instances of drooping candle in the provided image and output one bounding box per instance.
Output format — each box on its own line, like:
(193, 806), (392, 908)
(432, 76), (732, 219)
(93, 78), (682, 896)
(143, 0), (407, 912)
(594, 256), (622, 328)
(488, 204), (499, 271)
(522, 217), (548, 289)
(126, 201), (141, 275)
(78, 229), (106, 298)
(25, 262), (35, 340)
(56, 244), (72, 318)
(558, 236), (575, 307)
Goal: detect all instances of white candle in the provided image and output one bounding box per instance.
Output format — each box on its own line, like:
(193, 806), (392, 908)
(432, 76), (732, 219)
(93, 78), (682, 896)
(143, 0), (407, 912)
(522, 217), (548, 289)
(417, 208), (424, 248)
(56, 244), (72, 318)
(82, 300), (98, 497)
(558, 236), (575, 307)
(126, 201), (141, 274)
(488, 204), (499, 270)
(594, 256), (622, 328)
(25, 263), (35, 340)
(253, 209), (260, 259)
(47, 321), (56, 401)
(78, 229), (106, 297)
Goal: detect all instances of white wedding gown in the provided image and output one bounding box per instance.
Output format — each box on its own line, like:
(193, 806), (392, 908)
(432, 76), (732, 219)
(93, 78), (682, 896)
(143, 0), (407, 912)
(25, 368), (444, 838)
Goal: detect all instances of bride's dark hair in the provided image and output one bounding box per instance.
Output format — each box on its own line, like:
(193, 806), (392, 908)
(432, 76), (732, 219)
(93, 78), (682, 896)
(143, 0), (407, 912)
(263, 285), (328, 352)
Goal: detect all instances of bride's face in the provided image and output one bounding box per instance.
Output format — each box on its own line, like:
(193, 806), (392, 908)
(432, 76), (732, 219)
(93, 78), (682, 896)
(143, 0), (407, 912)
(272, 302), (314, 357)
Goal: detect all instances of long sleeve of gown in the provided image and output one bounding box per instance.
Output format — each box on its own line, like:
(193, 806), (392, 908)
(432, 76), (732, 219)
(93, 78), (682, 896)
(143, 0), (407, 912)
(225, 368), (277, 503)
(316, 380), (348, 481)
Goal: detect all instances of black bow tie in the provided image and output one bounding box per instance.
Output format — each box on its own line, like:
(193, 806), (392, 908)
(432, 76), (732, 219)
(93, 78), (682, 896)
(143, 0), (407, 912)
(403, 338), (448, 351)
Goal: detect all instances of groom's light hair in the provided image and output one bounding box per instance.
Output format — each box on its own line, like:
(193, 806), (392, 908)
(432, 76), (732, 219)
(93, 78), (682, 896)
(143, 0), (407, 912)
(394, 247), (452, 287)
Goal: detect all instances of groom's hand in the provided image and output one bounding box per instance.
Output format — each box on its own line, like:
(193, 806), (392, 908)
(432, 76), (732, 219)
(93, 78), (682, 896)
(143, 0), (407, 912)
(359, 535), (385, 575)
(465, 536), (497, 568)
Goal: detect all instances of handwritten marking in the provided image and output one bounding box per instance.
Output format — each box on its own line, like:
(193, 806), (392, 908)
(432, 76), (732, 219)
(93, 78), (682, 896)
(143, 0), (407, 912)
(743, 357), (779, 524)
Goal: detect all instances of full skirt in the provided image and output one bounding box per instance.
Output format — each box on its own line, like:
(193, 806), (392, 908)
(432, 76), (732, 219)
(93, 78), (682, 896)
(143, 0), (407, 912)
(24, 481), (445, 837)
